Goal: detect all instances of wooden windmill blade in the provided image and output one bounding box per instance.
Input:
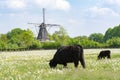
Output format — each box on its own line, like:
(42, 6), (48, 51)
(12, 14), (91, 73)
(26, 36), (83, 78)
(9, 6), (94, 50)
(46, 24), (61, 27)
(28, 23), (41, 25)
(43, 8), (45, 24)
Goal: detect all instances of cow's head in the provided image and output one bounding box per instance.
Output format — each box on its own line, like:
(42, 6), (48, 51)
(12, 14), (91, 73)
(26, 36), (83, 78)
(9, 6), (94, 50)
(49, 59), (57, 68)
(97, 55), (101, 60)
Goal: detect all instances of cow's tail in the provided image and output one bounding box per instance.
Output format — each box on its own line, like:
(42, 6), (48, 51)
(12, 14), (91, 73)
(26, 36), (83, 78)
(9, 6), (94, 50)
(76, 45), (83, 54)
(77, 45), (86, 68)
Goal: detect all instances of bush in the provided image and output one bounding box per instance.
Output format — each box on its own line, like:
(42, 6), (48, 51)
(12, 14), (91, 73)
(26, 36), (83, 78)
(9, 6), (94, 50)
(107, 37), (120, 48)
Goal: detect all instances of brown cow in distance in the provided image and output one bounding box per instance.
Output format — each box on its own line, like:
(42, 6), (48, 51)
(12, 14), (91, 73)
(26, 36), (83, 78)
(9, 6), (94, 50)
(49, 45), (86, 68)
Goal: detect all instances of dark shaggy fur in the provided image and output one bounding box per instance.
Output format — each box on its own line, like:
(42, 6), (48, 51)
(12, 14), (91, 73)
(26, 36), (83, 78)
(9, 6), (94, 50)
(98, 50), (111, 60)
(49, 45), (86, 68)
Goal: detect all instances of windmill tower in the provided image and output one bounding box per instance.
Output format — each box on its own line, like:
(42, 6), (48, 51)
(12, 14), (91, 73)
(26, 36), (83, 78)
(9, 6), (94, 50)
(28, 8), (60, 42)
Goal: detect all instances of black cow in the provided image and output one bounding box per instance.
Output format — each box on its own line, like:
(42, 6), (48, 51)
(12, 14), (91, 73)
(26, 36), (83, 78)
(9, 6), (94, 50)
(97, 50), (111, 60)
(49, 45), (86, 68)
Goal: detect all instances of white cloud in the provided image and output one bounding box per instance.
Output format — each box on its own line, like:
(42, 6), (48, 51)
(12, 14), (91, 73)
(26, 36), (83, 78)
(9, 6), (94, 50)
(35, 0), (70, 10)
(1, 0), (70, 11)
(105, 0), (120, 6)
(89, 6), (119, 17)
(6, 0), (26, 9)
(55, 0), (70, 10)
(68, 19), (78, 24)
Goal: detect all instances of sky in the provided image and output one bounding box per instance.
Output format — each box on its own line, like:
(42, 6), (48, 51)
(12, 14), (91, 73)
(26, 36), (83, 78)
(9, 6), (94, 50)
(0, 0), (120, 37)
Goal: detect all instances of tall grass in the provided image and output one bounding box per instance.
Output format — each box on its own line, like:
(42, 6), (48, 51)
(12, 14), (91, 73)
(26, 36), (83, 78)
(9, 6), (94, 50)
(0, 49), (120, 80)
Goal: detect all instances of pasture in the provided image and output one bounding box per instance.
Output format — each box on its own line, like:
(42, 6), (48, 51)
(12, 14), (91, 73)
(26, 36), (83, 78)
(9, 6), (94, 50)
(0, 49), (120, 80)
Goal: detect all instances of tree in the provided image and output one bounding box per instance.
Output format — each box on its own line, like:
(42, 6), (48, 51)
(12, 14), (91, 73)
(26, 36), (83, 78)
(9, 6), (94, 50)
(89, 33), (104, 43)
(0, 34), (8, 50)
(19, 29), (34, 48)
(104, 25), (120, 41)
(73, 36), (101, 48)
(51, 26), (69, 46)
(7, 28), (23, 39)
(0, 40), (7, 50)
(104, 28), (112, 42)
(51, 31), (60, 41)
(107, 37), (120, 48)
(0, 34), (8, 43)
(29, 39), (42, 49)
(6, 28), (35, 50)
(7, 28), (23, 46)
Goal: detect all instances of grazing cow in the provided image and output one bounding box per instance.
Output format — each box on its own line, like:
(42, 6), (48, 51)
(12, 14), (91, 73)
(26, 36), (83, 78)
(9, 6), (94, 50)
(97, 50), (111, 60)
(49, 45), (86, 68)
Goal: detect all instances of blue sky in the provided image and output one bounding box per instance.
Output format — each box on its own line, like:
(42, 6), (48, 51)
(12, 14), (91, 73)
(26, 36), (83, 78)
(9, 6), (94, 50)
(0, 0), (120, 37)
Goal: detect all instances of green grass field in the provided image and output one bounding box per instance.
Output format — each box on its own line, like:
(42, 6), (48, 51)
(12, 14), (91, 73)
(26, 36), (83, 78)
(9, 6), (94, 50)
(0, 49), (120, 80)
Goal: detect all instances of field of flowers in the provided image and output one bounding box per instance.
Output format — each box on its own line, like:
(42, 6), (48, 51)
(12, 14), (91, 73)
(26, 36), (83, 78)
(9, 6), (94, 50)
(0, 49), (120, 80)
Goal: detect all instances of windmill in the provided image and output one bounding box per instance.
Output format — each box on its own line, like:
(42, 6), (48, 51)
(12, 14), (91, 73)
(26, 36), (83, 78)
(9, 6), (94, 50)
(28, 8), (60, 42)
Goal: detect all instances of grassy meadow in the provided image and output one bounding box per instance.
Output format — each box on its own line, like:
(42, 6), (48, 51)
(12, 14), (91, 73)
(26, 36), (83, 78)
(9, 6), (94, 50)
(0, 49), (120, 80)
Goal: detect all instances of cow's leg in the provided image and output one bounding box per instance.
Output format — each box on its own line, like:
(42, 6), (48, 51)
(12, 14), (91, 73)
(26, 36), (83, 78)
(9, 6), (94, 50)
(103, 56), (105, 59)
(79, 56), (86, 68)
(74, 61), (79, 68)
(63, 63), (67, 68)
(107, 55), (111, 59)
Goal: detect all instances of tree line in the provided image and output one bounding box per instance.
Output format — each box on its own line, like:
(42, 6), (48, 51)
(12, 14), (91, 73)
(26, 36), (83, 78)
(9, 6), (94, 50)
(0, 25), (120, 51)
